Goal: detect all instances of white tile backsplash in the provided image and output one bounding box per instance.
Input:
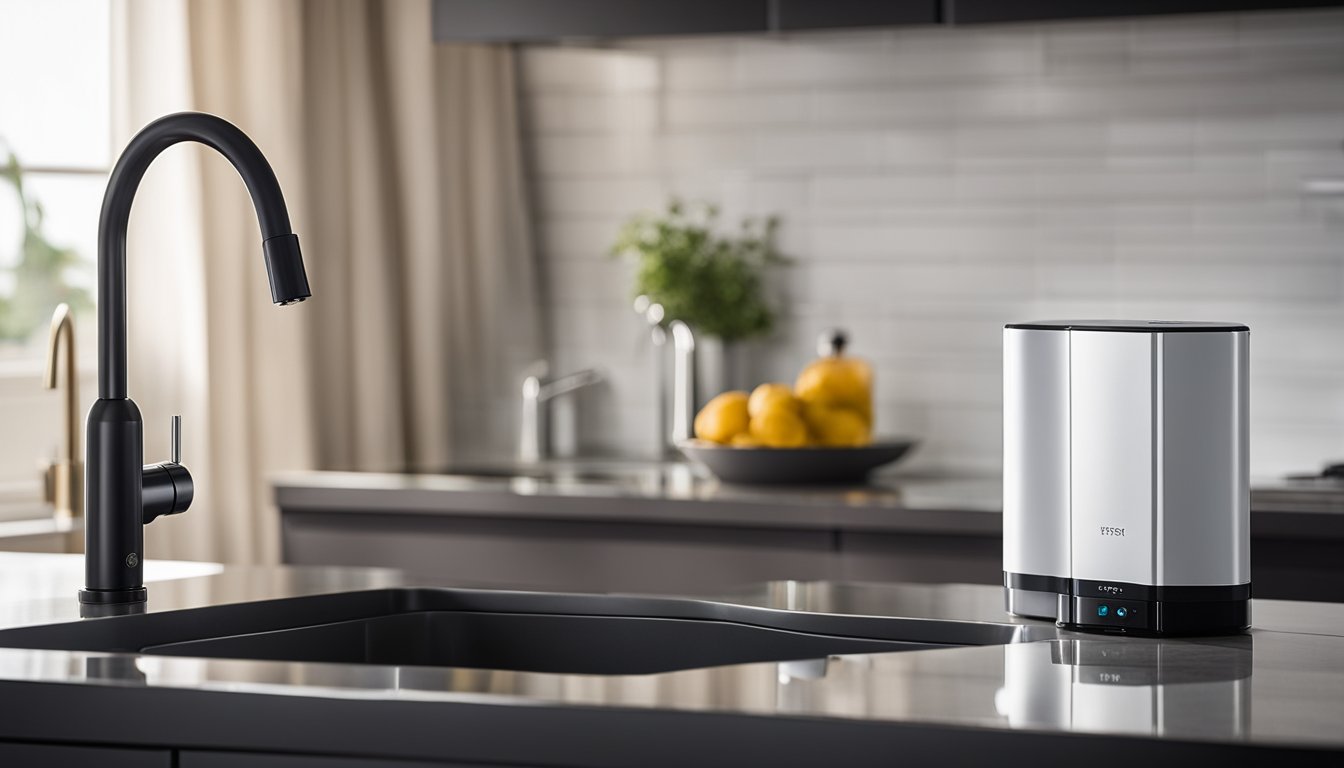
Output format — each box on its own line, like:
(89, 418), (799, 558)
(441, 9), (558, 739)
(524, 92), (661, 134)
(520, 10), (1344, 475)
(519, 47), (660, 92)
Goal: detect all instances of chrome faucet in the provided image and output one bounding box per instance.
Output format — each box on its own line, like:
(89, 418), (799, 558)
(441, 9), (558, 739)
(43, 303), (81, 524)
(631, 295), (669, 457)
(519, 363), (604, 462)
(633, 296), (698, 454)
(634, 295), (670, 457)
(82, 112), (311, 606)
(669, 320), (696, 445)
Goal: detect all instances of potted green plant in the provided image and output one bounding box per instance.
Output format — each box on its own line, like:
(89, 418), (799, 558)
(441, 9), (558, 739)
(0, 144), (92, 344)
(610, 200), (784, 396)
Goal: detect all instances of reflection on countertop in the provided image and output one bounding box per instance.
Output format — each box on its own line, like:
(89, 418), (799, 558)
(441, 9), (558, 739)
(0, 553), (1342, 761)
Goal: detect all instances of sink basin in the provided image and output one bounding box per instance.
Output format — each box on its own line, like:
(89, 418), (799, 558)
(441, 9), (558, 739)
(0, 588), (1023, 675)
(147, 612), (928, 674)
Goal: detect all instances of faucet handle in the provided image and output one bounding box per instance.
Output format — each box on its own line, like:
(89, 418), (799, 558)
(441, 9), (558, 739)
(170, 415), (181, 464)
(142, 415), (192, 525)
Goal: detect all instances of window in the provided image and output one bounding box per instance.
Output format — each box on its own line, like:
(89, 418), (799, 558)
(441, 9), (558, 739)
(0, 0), (110, 510)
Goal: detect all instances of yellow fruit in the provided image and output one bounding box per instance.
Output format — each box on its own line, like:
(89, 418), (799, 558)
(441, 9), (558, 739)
(748, 382), (800, 419)
(795, 357), (871, 410)
(729, 432), (762, 448)
(694, 391), (750, 444)
(803, 403), (872, 447)
(795, 351), (873, 427)
(749, 408), (809, 448)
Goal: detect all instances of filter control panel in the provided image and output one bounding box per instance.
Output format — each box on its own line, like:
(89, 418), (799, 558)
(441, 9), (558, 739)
(1068, 597), (1156, 633)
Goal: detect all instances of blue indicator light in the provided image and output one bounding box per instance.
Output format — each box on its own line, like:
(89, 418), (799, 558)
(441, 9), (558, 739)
(1116, 607), (1128, 618)
(1097, 605), (1109, 617)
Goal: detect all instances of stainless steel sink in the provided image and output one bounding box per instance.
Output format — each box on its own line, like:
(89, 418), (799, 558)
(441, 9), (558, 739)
(0, 588), (1024, 675)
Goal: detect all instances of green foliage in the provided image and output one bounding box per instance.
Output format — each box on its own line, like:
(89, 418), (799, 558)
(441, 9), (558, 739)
(610, 200), (784, 342)
(0, 147), (93, 343)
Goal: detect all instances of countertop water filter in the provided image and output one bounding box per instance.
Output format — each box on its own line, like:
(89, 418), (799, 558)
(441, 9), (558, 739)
(1003, 321), (1250, 636)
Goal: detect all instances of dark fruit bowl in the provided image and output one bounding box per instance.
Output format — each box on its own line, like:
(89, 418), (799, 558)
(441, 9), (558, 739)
(678, 439), (918, 486)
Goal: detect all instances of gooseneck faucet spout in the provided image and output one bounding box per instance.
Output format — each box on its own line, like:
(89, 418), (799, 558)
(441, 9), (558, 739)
(81, 112), (311, 606)
(98, 112), (310, 400)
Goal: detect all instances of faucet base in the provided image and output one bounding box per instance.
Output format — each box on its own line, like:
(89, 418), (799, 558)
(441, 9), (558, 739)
(78, 587), (147, 605)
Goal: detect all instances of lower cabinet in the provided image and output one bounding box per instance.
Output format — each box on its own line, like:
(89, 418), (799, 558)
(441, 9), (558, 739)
(281, 511), (840, 594)
(839, 532), (1003, 585)
(1248, 535), (1344, 603)
(0, 742), (171, 767)
(0, 748), (532, 768)
(280, 509), (1005, 594)
(179, 751), (511, 767)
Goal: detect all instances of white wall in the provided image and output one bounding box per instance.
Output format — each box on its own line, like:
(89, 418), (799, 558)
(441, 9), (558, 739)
(519, 9), (1344, 476)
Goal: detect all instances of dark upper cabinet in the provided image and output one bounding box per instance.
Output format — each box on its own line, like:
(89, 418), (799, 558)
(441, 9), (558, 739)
(431, 0), (938, 42)
(775, 1), (940, 31)
(431, 0), (1344, 41)
(431, 0), (770, 41)
(945, 0), (1344, 24)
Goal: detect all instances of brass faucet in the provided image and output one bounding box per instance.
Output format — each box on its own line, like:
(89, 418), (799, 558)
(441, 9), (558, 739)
(43, 303), (82, 523)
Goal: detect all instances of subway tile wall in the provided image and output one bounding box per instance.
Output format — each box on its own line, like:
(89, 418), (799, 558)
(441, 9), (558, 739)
(518, 9), (1344, 476)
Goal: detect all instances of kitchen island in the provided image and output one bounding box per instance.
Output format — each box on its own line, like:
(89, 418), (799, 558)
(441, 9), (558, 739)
(275, 466), (1344, 600)
(0, 552), (1339, 766)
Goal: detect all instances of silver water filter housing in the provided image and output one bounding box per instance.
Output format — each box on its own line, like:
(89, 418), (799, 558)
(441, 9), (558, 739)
(1003, 321), (1250, 635)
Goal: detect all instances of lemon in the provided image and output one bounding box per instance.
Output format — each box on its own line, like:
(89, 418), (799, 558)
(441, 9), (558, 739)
(749, 407), (809, 448)
(803, 402), (872, 447)
(694, 391), (750, 444)
(795, 333), (873, 428)
(748, 382), (801, 419)
(796, 358), (870, 411)
(729, 432), (762, 448)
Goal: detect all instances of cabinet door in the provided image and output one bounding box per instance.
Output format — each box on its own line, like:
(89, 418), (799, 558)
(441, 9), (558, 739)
(432, 0), (769, 42)
(946, 0), (1344, 24)
(0, 743), (170, 767)
(776, 0), (939, 31)
(282, 511), (837, 594)
(838, 532), (1001, 585)
(181, 751), (511, 768)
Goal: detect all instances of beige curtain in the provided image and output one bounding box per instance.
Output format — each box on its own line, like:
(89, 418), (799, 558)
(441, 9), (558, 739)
(112, 0), (223, 563)
(115, 0), (542, 564)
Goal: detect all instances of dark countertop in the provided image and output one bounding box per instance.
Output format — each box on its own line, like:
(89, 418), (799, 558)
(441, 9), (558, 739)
(274, 464), (1001, 536)
(272, 463), (1344, 539)
(0, 553), (1341, 764)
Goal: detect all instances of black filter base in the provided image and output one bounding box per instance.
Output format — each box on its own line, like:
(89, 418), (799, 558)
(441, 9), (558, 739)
(1061, 595), (1250, 637)
(1005, 572), (1252, 636)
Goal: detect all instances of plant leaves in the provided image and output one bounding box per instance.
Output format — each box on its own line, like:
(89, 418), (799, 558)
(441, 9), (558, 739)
(610, 200), (783, 342)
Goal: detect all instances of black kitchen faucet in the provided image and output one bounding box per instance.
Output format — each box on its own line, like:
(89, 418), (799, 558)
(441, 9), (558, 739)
(81, 112), (310, 606)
